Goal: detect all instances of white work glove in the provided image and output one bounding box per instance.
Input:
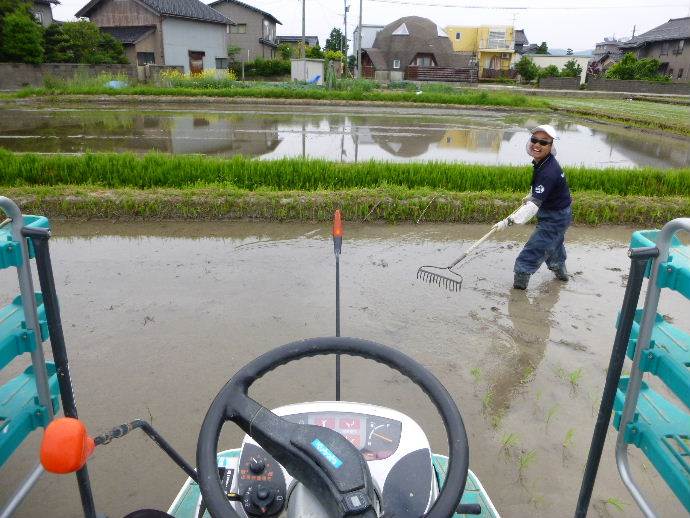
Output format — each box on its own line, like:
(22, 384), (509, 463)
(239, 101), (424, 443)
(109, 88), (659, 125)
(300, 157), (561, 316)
(511, 201), (539, 224)
(492, 218), (511, 232)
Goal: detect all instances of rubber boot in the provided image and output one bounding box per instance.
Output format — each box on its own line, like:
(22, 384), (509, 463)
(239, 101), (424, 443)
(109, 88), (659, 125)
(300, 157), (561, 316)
(513, 272), (530, 290)
(549, 264), (569, 282)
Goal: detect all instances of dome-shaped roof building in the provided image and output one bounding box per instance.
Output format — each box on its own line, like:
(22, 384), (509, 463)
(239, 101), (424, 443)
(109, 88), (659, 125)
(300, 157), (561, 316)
(361, 16), (474, 81)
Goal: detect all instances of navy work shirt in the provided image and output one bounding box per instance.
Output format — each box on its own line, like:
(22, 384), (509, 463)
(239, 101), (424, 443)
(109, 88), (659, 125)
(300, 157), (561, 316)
(530, 154), (571, 210)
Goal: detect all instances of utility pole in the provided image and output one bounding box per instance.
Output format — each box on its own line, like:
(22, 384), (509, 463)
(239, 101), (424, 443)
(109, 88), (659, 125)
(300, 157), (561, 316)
(343, 0), (348, 55)
(356, 0), (362, 78)
(302, 0), (307, 81)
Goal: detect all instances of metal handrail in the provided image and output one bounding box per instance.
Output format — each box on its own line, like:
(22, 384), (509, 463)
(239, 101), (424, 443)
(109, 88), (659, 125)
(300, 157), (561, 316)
(0, 196), (55, 517)
(615, 217), (690, 518)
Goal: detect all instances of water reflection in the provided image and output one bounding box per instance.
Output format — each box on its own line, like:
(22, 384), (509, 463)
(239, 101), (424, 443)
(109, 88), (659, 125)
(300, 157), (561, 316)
(485, 282), (564, 420)
(0, 105), (687, 168)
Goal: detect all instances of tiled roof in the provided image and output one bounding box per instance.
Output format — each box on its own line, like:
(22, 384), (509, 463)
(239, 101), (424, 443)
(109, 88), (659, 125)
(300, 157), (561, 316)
(208, 0), (281, 25)
(515, 29), (528, 45)
(76, 0), (233, 25)
(101, 25), (156, 44)
(276, 36), (320, 46)
(621, 17), (690, 47)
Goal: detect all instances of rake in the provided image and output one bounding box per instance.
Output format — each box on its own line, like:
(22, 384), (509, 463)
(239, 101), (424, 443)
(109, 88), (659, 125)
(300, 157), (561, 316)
(417, 226), (500, 291)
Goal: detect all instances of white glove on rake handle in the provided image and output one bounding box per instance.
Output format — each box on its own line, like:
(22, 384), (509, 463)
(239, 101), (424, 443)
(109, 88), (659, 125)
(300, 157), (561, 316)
(493, 201), (539, 231)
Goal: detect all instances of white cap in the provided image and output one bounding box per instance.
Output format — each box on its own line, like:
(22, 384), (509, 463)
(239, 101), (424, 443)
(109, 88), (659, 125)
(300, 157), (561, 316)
(526, 124), (558, 157)
(531, 124), (559, 140)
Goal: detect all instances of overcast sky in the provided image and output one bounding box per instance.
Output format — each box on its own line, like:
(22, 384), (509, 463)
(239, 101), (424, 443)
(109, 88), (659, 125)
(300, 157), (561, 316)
(53, 0), (690, 52)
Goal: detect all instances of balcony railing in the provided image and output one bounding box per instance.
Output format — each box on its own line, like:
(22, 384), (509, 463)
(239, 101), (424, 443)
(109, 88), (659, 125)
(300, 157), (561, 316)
(479, 39), (513, 50)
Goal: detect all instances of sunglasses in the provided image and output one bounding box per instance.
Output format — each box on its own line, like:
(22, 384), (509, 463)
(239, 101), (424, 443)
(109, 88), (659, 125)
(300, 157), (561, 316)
(530, 136), (553, 146)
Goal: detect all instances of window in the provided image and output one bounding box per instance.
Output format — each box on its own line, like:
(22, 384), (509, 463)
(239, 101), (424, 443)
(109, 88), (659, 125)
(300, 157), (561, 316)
(216, 58), (229, 69)
(669, 68), (674, 77)
(230, 24), (247, 34)
(392, 59), (400, 69)
(137, 52), (155, 65)
(674, 40), (685, 54)
(660, 41), (669, 55)
(412, 53), (436, 66)
(679, 68), (684, 79)
(391, 23), (409, 36)
(455, 32), (461, 40)
(488, 29), (506, 48)
(34, 11), (43, 24)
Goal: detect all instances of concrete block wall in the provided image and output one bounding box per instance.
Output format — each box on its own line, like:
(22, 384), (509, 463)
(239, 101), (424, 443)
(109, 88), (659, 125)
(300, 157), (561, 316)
(0, 63), (137, 90)
(587, 78), (690, 95)
(539, 77), (580, 90)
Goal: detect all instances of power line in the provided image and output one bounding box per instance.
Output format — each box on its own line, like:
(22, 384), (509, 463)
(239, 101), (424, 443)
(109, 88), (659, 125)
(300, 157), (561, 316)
(365, 0), (689, 10)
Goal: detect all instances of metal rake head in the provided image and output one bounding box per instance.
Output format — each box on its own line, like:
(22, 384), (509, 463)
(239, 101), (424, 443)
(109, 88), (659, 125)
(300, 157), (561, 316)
(416, 265), (464, 292)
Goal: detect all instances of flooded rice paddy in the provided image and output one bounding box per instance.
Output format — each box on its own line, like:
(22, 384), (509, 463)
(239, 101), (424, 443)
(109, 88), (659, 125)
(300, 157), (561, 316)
(1, 221), (687, 517)
(0, 103), (688, 168)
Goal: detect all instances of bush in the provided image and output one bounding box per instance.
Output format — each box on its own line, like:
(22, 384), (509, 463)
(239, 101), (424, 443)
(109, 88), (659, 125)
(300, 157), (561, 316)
(231, 58), (290, 77)
(1, 9), (43, 63)
(539, 65), (560, 78)
(515, 56), (539, 82)
(56, 20), (128, 64)
(160, 69), (238, 88)
(606, 52), (669, 81)
(560, 59), (582, 78)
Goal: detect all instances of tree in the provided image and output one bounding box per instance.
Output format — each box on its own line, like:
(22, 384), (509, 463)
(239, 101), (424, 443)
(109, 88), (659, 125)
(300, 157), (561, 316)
(535, 41), (548, 54)
(325, 27), (347, 54)
(227, 45), (242, 62)
(539, 64), (560, 78)
(1, 9), (43, 63)
(560, 59), (582, 78)
(515, 55), (539, 81)
(305, 44), (324, 59)
(277, 43), (292, 60)
(605, 52), (667, 81)
(44, 23), (74, 62)
(0, 0), (30, 55)
(60, 20), (127, 64)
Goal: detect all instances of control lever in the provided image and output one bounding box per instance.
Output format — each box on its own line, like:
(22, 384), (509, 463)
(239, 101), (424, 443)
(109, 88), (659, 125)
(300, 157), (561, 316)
(456, 503), (482, 515)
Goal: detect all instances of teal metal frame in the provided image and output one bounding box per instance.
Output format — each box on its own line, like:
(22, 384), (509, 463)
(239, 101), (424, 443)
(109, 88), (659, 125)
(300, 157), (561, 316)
(0, 197), (57, 518)
(615, 218), (690, 518)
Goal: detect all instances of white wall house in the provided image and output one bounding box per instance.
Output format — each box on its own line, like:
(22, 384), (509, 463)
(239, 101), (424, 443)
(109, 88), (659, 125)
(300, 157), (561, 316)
(162, 18), (229, 74)
(526, 54), (590, 84)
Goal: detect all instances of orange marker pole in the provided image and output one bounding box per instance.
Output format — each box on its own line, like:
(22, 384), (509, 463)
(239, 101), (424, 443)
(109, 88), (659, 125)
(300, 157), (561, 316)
(333, 210), (343, 400)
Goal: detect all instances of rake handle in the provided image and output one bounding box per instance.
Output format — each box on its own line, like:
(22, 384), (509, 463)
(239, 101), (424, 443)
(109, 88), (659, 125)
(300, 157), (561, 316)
(449, 226), (498, 269)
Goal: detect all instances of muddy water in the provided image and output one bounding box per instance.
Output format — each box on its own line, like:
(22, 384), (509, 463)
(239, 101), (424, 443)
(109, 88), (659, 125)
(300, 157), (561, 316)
(0, 222), (687, 517)
(1, 103), (689, 168)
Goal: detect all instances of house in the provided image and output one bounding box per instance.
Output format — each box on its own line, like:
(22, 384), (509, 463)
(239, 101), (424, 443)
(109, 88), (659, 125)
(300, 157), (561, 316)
(353, 24), (384, 56)
(31, 0), (59, 27)
(592, 37), (626, 62)
(275, 35), (320, 57)
(75, 0), (233, 73)
(361, 16), (474, 81)
(619, 17), (689, 81)
(513, 29), (529, 55)
(445, 25), (516, 79)
(208, 0), (281, 61)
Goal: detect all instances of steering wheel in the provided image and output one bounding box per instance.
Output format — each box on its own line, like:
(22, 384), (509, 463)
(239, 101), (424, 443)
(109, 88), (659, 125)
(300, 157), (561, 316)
(197, 336), (469, 518)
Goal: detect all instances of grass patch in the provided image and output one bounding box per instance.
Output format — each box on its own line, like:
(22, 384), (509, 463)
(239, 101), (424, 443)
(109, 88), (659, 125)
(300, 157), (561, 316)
(547, 97), (690, 135)
(7, 84), (547, 109)
(4, 186), (687, 225)
(2, 152), (689, 197)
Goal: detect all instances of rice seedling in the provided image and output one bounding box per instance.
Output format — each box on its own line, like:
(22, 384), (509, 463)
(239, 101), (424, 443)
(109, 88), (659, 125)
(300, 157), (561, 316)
(603, 497), (627, 512)
(562, 428), (575, 449)
(470, 367), (482, 383)
(2, 151), (688, 199)
(500, 432), (519, 459)
(517, 449), (537, 481)
(481, 389), (494, 412)
(545, 404), (559, 430)
(569, 368), (584, 390)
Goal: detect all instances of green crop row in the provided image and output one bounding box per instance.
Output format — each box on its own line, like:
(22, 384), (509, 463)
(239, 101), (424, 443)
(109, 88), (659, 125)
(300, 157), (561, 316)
(2, 152), (689, 197)
(6, 186), (688, 225)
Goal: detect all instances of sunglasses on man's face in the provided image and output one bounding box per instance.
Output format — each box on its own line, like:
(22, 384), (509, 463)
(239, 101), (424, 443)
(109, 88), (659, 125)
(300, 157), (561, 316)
(530, 136), (553, 146)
